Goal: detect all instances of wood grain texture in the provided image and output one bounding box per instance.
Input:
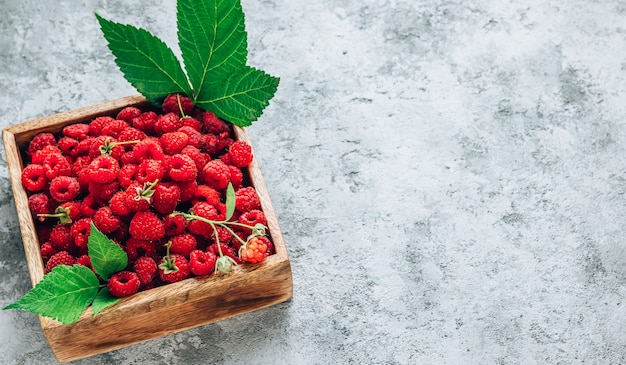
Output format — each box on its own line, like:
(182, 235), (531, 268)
(3, 95), (293, 363)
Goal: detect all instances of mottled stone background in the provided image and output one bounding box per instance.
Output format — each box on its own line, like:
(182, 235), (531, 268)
(2, 0), (626, 364)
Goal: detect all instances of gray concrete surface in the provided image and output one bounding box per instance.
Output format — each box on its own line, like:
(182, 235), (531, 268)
(1, 0), (626, 363)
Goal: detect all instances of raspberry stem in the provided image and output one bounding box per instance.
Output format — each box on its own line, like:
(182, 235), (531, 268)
(37, 206), (72, 224)
(99, 139), (141, 155)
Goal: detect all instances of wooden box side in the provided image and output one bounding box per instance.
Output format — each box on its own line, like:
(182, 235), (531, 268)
(3, 96), (293, 363)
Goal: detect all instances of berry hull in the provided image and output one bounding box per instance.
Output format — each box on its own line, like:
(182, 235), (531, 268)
(3, 95), (292, 363)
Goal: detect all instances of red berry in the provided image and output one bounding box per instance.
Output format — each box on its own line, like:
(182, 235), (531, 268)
(80, 194), (102, 218)
(158, 253), (190, 283)
(116, 107), (143, 123)
(234, 187), (261, 212)
(155, 112), (183, 135)
(89, 116), (115, 136)
(132, 111), (158, 134)
(101, 119), (129, 139)
(43, 153), (72, 180)
(164, 214), (187, 237)
(76, 254), (92, 268)
(21, 164), (48, 192)
(62, 123), (90, 140)
(187, 202), (218, 237)
(45, 251), (76, 274)
(57, 137), (80, 156)
(49, 176), (80, 202)
(108, 271), (141, 297)
(133, 256), (157, 286)
(228, 141), (253, 167)
(118, 126), (147, 143)
(169, 233), (197, 257)
(31, 145), (62, 164)
(238, 210), (267, 233)
(201, 160), (231, 189)
(29, 193), (52, 221)
(192, 185), (221, 206)
(208, 243), (243, 264)
(152, 182), (181, 215)
(28, 133), (56, 157)
(50, 224), (74, 252)
(118, 163), (138, 189)
(93, 206), (122, 234)
(129, 211), (165, 241)
(135, 159), (165, 185)
(160, 131), (189, 155)
(88, 155), (120, 184)
(189, 250), (217, 276)
(162, 93), (195, 116)
(228, 165), (244, 190)
(178, 126), (204, 149)
(125, 238), (157, 261)
(124, 181), (153, 212)
(180, 145), (210, 171)
(89, 136), (125, 160)
(168, 154), (197, 181)
(109, 191), (132, 216)
(88, 180), (119, 201)
(133, 137), (164, 161)
(40, 242), (57, 260)
(176, 179), (198, 202)
(202, 111), (229, 135)
(70, 218), (92, 250)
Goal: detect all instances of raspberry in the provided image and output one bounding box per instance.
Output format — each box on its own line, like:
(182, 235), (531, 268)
(101, 119), (129, 139)
(189, 250), (217, 276)
(238, 210), (267, 233)
(49, 176), (80, 202)
(89, 116), (115, 136)
(160, 131), (189, 155)
(155, 112), (183, 135)
(62, 123), (90, 140)
(239, 236), (269, 264)
(164, 214), (187, 237)
(227, 141), (253, 167)
(192, 185), (221, 206)
(118, 163), (138, 188)
(235, 187), (261, 212)
(108, 271), (141, 297)
(125, 238), (157, 261)
(132, 111), (158, 134)
(211, 225), (233, 244)
(176, 179), (198, 202)
(88, 180), (119, 201)
(88, 155), (120, 184)
(124, 181), (154, 212)
(202, 111), (229, 135)
(120, 151), (139, 165)
(228, 165), (244, 190)
(27, 132), (56, 157)
(178, 126), (204, 148)
(72, 155), (92, 175)
(158, 253), (190, 283)
(201, 133), (219, 156)
(180, 145), (210, 171)
(40, 242), (57, 260)
(153, 182), (181, 215)
(133, 256), (158, 286)
(133, 137), (164, 161)
(129, 211), (165, 241)
(118, 126), (147, 143)
(187, 202), (218, 237)
(31, 145), (62, 164)
(45, 251), (76, 274)
(43, 153), (73, 180)
(70, 218), (91, 250)
(21, 164), (48, 192)
(116, 106), (143, 123)
(162, 93), (195, 116)
(80, 194), (102, 218)
(57, 137), (80, 156)
(93, 206), (122, 234)
(76, 254), (92, 268)
(181, 117), (202, 132)
(136, 159), (165, 185)
(49, 224), (75, 252)
(169, 233), (197, 257)
(29, 193), (52, 221)
(89, 136), (125, 160)
(168, 154), (197, 181)
(42, 201), (82, 224)
(109, 191), (132, 216)
(201, 160), (231, 189)
(208, 243), (243, 265)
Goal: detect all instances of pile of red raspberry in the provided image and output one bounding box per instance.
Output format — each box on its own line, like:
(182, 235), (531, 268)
(21, 94), (275, 297)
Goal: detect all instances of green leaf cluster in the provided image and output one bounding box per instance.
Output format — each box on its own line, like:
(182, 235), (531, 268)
(3, 223), (127, 324)
(96, 0), (279, 127)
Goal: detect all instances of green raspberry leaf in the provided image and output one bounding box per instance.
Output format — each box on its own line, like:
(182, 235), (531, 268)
(225, 182), (235, 221)
(177, 0), (247, 100)
(196, 66), (280, 126)
(92, 288), (120, 316)
(88, 222), (128, 281)
(96, 13), (192, 104)
(3, 265), (99, 325)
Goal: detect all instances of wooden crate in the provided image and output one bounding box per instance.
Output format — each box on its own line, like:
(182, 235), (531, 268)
(2, 95), (293, 363)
